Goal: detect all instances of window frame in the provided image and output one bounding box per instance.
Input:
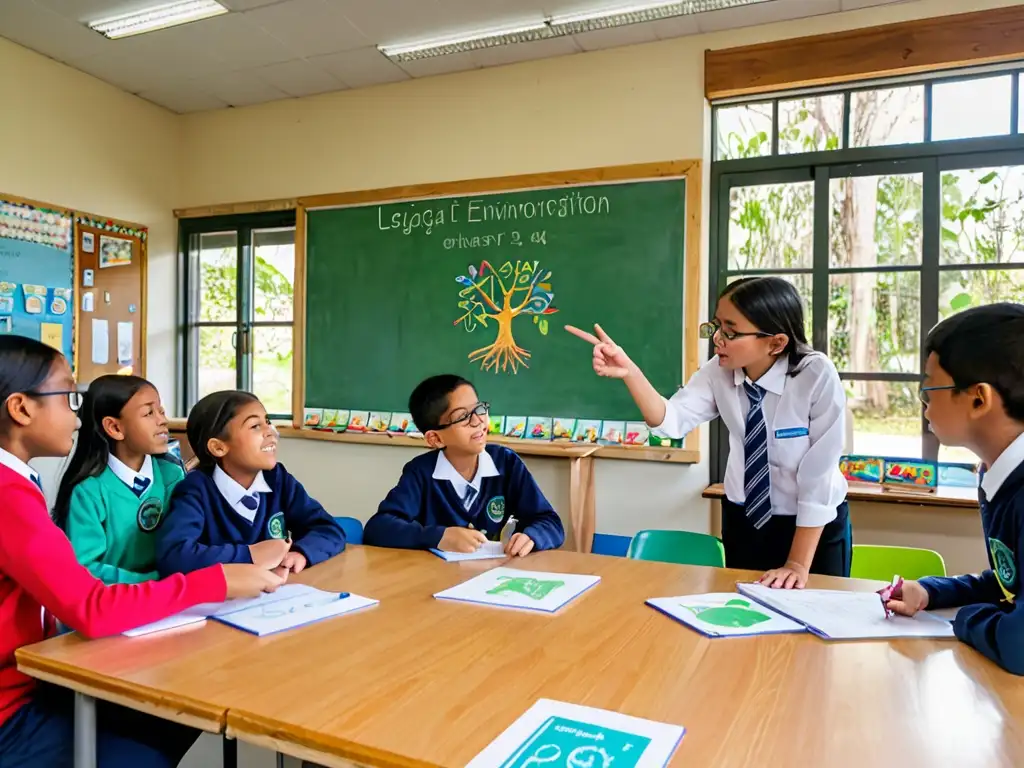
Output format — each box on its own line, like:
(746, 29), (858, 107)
(709, 67), (1024, 482)
(178, 210), (298, 419)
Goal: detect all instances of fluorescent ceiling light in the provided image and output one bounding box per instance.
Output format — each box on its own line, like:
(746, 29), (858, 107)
(87, 0), (228, 39)
(379, 0), (773, 62)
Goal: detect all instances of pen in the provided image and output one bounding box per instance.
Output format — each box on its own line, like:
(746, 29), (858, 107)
(877, 574), (903, 619)
(337, 592), (350, 599)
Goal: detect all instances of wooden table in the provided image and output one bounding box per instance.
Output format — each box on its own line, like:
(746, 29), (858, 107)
(17, 547), (1024, 768)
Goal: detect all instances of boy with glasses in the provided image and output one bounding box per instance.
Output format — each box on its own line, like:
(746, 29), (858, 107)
(887, 303), (1023, 675)
(364, 375), (564, 556)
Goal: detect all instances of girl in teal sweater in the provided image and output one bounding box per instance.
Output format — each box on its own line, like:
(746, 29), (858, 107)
(54, 375), (183, 585)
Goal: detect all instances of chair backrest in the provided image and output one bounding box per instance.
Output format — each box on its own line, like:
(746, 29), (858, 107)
(333, 516), (364, 546)
(851, 544), (947, 581)
(627, 530), (726, 568)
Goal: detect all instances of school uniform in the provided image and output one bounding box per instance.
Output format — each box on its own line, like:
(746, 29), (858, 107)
(653, 352), (851, 575)
(156, 463), (345, 577)
(364, 444), (565, 550)
(65, 455), (185, 585)
(919, 435), (1024, 675)
(0, 447), (226, 767)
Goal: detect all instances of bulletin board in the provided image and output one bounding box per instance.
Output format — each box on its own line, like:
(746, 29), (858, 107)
(0, 196), (75, 363)
(74, 215), (147, 381)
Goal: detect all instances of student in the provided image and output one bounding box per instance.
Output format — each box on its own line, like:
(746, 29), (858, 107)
(885, 304), (1023, 675)
(568, 277), (850, 587)
(53, 375), (181, 585)
(364, 374), (564, 555)
(157, 390), (345, 577)
(0, 335), (284, 767)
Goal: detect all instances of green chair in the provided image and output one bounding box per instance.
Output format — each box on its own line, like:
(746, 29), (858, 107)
(851, 545), (947, 581)
(627, 530), (726, 568)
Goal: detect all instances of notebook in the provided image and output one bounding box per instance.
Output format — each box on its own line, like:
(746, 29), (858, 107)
(434, 566), (600, 613)
(430, 541), (508, 562)
(736, 583), (956, 640)
(647, 593), (806, 638)
(211, 588), (378, 636)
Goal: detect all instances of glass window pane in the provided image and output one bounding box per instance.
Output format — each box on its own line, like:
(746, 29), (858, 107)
(715, 103), (772, 160)
(252, 228), (295, 322)
(941, 166), (1024, 265)
(253, 327), (292, 416)
(830, 173), (923, 268)
(726, 273), (812, 341)
(940, 267), (1024, 318)
(728, 181), (814, 271)
(939, 444), (981, 466)
(198, 326), (237, 400)
(196, 232), (237, 323)
(850, 85), (924, 147)
(932, 75), (1012, 141)
(778, 94), (843, 154)
(846, 380), (922, 459)
(1019, 75), (1024, 134)
(829, 272), (921, 374)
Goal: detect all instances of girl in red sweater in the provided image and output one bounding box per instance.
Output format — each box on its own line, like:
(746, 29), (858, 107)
(0, 336), (286, 767)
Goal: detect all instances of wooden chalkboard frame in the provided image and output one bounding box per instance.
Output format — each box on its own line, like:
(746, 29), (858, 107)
(290, 159), (703, 462)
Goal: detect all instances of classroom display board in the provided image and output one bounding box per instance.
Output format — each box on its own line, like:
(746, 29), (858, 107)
(0, 199), (74, 361)
(304, 177), (686, 422)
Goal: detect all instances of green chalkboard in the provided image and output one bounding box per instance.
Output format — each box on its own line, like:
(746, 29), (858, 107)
(304, 178), (685, 422)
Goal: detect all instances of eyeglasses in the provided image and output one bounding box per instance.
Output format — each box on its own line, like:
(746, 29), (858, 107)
(699, 320), (773, 342)
(435, 402), (490, 430)
(26, 390), (83, 412)
(918, 384), (957, 405)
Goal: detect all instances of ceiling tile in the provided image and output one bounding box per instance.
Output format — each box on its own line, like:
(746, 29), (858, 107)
(252, 59), (348, 97)
(34, 0), (165, 21)
(471, 35), (579, 68)
(220, 0), (285, 8)
(310, 46), (410, 88)
(156, 12), (296, 70)
(433, 0), (545, 33)
(244, 0), (368, 57)
(136, 84), (229, 113)
(649, 15), (700, 39)
(397, 50), (478, 78)
(840, 0), (904, 8)
(197, 69), (290, 106)
(541, 0), (644, 15)
(0, 1), (112, 63)
(329, 0), (451, 44)
(573, 22), (658, 52)
(696, 0), (839, 33)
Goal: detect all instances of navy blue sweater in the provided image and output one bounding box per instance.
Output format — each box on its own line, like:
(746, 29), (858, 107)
(364, 445), (564, 551)
(156, 464), (345, 576)
(921, 462), (1024, 675)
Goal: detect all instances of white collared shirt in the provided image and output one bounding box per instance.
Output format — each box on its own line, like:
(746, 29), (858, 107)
(433, 450), (500, 510)
(981, 432), (1024, 500)
(0, 446), (43, 496)
(107, 453), (154, 491)
(213, 465), (273, 524)
(653, 353), (848, 527)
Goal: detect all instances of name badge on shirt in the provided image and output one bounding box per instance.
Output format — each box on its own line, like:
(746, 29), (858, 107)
(775, 427), (809, 439)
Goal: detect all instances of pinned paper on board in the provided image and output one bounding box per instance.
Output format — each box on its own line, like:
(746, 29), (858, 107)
(91, 319), (109, 365)
(82, 232), (95, 253)
(466, 699), (685, 768)
(23, 285), (46, 315)
(82, 292), (94, 313)
(40, 323), (63, 352)
(99, 235), (132, 268)
(0, 317), (10, 333)
(117, 322), (133, 365)
(50, 288), (71, 316)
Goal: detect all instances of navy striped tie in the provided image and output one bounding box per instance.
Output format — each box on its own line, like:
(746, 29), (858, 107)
(132, 476), (151, 498)
(743, 381), (772, 529)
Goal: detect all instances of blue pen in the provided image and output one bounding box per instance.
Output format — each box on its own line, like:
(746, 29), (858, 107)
(337, 592), (350, 599)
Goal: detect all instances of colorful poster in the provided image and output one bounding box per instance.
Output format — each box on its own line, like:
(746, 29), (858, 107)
(99, 235), (132, 268)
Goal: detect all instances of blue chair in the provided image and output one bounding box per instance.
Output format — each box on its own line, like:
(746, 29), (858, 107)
(334, 516), (364, 545)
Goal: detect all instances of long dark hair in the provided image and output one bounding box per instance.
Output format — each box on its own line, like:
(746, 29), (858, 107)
(187, 390), (260, 472)
(0, 335), (63, 432)
(53, 375), (154, 531)
(721, 277), (813, 376)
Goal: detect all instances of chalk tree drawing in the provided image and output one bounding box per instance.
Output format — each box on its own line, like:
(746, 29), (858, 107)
(454, 259), (558, 373)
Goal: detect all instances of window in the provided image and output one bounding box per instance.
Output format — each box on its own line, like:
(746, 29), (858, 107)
(711, 68), (1024, 475)
(179, 211), (297, 418)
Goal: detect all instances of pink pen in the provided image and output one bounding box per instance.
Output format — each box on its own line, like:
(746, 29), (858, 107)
(877, 575), (903, 619)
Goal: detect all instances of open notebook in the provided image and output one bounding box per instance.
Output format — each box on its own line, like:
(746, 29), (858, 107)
(736, 583), (955, 640)
(430, 541), (508, 562)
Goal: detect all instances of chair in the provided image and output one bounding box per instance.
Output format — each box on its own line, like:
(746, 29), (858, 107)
(334, 516), (364, 546)
(851, 545), (947, 581)
(627, 530), (726, 568)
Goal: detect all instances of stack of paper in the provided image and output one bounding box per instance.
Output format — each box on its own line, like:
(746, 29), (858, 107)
(434, 567), (600, 613)
(647, 593), (806, 638)
(736, 583), (955, 640)
(430, 541), (508, 562)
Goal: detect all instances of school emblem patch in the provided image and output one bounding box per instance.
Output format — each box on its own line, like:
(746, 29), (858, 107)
(267, 511), (287, 540)
(486, 496), (505, 523)
(990, 538), (1017, 602)
(136, 498), (164, 533)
